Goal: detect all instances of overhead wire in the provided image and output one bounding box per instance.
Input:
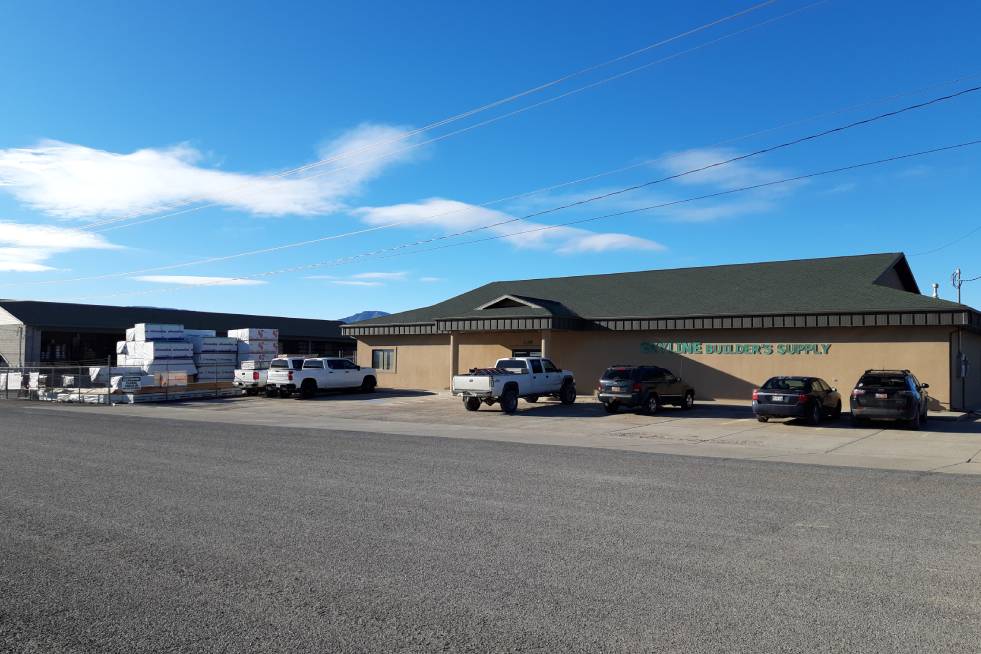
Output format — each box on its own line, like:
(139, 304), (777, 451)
(81, 0), (818, 232)
(12, 78), (978, 289)
(66, 138), (981, 302)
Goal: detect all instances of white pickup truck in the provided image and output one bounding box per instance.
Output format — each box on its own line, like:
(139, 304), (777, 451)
(266, 357), (377, 399)
(451, 356), (576, 414)
(234, 357), (306, 396)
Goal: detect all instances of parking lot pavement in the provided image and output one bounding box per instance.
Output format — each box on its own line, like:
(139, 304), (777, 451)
(2, 402), (980, 653)
(32, 391), (981, 475)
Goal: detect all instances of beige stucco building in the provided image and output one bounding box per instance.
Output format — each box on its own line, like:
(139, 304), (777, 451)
(343, 254), (981, 411)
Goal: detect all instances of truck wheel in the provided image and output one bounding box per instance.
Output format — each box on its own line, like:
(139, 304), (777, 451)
(245, 387), (258, 396)
(500, 388), (519, 414)
(757, 415), (769, 423)
(264, 387), (278, 398)
(278, 388), (292, 399)
(559, 381), (576, 405)
(525, 395), (539, 403)
(300, 380), (317, 400)
(464, 397), (481, 412)
(603, 401), (618, 414)
(360, 376), (376, 393)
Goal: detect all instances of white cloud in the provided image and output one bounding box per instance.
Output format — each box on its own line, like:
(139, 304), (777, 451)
(419, 276), (443, 283)
(134, 275), (265, 286)
(350, 271), (407, 280)
(353, 198), (665, 254)
(0, 123), (419, 219)
(327, 280), (383, 287)
(0, 221), (120, 272)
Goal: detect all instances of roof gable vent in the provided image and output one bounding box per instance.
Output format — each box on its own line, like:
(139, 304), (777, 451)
(475, 294), (543, 311)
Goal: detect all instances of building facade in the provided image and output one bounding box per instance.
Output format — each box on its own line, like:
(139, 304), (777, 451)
(0, 300), (355, 367)
(343, 254), (981, 410)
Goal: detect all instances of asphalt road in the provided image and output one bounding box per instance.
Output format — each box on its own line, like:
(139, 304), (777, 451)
(1, 403), (980, 653)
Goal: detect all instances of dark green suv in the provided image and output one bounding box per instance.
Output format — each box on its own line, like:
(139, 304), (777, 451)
(597, 365), (695, 414)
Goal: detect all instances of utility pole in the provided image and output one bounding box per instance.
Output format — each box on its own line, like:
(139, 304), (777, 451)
(951, 268), (980, 410)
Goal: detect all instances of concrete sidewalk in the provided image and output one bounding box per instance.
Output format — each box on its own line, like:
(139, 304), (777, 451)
(29, 393), (981, 475)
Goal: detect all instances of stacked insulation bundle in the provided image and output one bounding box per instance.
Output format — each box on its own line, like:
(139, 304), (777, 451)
(116, 323), (196, 386)
(228, 328), (280, 369)
(186, 329), (239, 382)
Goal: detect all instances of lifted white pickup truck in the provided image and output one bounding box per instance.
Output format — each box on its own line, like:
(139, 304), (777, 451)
(266, 357), (377, 399)
(451, 357), (576, 414)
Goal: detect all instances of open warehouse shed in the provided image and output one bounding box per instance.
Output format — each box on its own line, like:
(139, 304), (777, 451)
(0, 300), (354, 367)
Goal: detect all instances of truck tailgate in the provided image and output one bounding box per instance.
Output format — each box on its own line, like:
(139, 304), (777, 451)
(452, 374), (495, 393)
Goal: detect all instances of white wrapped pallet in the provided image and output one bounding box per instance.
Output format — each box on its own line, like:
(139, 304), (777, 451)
(132, 323), (185, 341)
(188, 336), (238, 354)
(184, 329), (217, 338)
(89, 366), (147, 382)
(125, 327), (136, 341)
(123, 341), (194, 359)
(227, 327), (279, 341)
(194, 352), (238, 365)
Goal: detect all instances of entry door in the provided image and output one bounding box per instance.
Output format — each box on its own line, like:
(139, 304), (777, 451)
(324, 360), (346, 388)
(540, 358), (561, 392)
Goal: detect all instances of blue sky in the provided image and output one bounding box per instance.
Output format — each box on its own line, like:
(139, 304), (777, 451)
(1, 0), (980, 319)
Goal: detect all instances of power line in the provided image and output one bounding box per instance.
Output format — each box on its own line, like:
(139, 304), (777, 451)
(910, 224), (981, 256)
(66, 138), (981, 302)
(15, 80), (978, 288)
(80, 1), (815, 233)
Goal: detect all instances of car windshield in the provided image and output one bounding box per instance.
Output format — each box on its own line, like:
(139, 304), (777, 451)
(762, 378), (811, 392)
(602, 368), (635, 380)
(858, 375), (907, 388)
(496, 359), (528, 373)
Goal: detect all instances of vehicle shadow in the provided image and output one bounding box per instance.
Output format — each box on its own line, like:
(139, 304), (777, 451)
(292, 389), (438, 402)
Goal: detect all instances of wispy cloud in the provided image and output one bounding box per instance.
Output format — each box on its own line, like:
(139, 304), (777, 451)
(326, 280), (383, 287)
(419, 276), (443, 283)
(351, 271), (407, 280)
(134, 275), (265, 286)
(0, 221), (120, 272)
(0, 123), (420, 219)
(353, 198), (665, 254)
(650, 147), (803, 222)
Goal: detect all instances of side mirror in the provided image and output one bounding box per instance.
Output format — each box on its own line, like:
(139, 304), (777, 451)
(920, 383), (929, 389)
(831, 387), (837, 392)
(356, 365), (361, 370)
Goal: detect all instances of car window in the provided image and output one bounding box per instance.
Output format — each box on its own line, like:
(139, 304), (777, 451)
(762, 378), (810, 391)
(326, 360), (342, 370)
(302, 360), (323, 369)
(269, 359), (289, 369)
(541, 359), (560, 373)
(661, 368), (678, 381)
(858, 375), (906, 388)
(813, 380), (827, 392)
(339, 359), (358, 370)
(291, 359), (305, 369)
(602, 367), (634, 380)
(497, 359), (528, 373)
(530, 360), (543, 374)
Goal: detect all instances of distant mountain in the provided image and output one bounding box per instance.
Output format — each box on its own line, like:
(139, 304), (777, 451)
(339, 310), (390, 324)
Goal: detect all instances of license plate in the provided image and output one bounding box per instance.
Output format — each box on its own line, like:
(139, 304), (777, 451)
(612, 386), (625, 392)
(773, 395), (784, 402)
(875, 393), (887, 399)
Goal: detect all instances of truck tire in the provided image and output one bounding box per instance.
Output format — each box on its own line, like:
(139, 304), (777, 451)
(500, 387), (519, 414)
(559, 381), (576, 405)
(525, 395), (539, 403)
(278, 388), (292, 399)
(643, 393), (660, 415)
(603, 401), (618, 414)
(245, 387), (258, 396)
(360, 376), (377, 393)
(264, 387), (278, 398)
(300, 380), (317, 400)
(464, 397), (481, 412)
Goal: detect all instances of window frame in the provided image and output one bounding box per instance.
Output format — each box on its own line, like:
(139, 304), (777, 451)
(371, 348), (396, 372)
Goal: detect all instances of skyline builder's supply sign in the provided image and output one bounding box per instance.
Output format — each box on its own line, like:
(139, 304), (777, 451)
(641, 342), (833, 356)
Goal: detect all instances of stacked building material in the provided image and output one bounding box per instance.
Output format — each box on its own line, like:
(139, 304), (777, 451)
(190, 333), (239, 382)
(228, 327), (280, 369)
(115, 323), (196, 385)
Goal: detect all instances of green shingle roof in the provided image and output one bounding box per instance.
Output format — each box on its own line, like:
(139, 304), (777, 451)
(349, 253), (970, 328)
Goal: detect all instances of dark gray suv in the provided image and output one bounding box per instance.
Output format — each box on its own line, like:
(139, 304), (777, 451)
(850, 369), (929, 429)
(597, 365), (695, 414)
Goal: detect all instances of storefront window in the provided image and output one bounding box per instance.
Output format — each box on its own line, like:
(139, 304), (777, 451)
(372, 349), (396, 371)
